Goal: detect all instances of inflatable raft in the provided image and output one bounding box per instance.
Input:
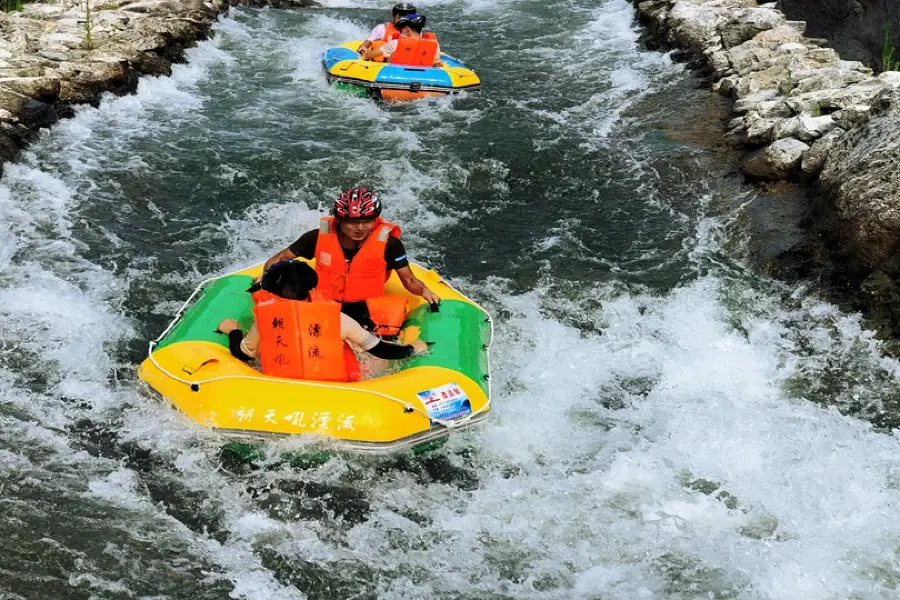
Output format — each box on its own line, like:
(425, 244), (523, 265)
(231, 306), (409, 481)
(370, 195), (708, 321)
(138, 261), (492, 453)
(321, 40), (480, 102)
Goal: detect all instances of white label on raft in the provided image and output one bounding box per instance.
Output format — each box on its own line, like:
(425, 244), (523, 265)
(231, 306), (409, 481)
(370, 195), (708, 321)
(416, 382), (472, 421)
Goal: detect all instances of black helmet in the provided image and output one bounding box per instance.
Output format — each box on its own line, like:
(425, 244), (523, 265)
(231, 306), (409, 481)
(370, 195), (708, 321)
(392, 2), (415, 16)
(248, 260), (318, 301)
(396, 13), (426, 31)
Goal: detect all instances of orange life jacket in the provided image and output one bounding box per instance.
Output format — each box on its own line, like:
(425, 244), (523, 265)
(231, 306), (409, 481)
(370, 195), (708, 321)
(314, 216), (401, 302)
(313, 217), (409, 337)
(389, 34), (439, 66)
(381, 21), (400, 42)
(251, 290), (360, 382)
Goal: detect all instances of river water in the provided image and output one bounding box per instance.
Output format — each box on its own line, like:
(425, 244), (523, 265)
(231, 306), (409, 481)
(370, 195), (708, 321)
(1, 1), (899, 598)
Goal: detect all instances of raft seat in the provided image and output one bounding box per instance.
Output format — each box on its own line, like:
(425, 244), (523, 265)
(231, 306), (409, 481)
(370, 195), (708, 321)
(389, 38), (438, 67)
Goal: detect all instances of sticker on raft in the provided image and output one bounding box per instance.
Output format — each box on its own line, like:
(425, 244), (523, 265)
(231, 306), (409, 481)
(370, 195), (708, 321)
(416, 383), (472, 421)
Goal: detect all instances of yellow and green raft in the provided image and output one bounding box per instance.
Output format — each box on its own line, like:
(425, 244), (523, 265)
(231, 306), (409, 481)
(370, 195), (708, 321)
(321, 40), (481, 101)
(138, 261), (492, 453)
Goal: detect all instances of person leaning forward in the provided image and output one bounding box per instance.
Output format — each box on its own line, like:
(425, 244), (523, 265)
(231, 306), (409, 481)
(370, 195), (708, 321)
(261, 187), (440, 336)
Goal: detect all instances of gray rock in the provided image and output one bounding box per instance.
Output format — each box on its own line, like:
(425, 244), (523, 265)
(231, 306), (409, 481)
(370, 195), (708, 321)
(772, 114), (836, 142)
(725, 43), (776, 75)
(878, 71), (900, 90)
(720, 8), (787, 48)
(746, 117), (778, 144)
(754, 24), (804, 46)
(786, 79), (886, 113)
(808, 89), (900, 270)
(733, 89), (779, 113)
(801, 127), (845, 179)
(834, 104), (873, 129)
(742, 137), (809, 180)
(776, 42), (808, 54)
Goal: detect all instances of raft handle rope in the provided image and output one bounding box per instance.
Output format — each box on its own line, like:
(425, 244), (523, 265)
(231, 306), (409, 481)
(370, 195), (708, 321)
(147, 265), (494, 430)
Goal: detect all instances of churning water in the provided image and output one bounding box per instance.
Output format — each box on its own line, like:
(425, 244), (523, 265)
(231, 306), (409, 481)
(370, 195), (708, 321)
(1, 1), (899, 598)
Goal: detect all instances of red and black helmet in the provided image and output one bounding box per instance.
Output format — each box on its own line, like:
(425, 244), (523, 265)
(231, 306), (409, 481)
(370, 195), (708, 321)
(334, 187), (382, 220)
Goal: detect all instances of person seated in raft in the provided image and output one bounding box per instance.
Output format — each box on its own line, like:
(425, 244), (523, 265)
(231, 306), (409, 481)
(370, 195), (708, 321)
(260, 187), (440, 337)
(360, 13), (444, 67)
(356, 2), (417, 57)
(216, 260), (428, 382)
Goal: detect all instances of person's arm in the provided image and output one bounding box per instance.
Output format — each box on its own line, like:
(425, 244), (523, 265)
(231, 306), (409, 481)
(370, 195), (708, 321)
(363, 38), (395, 61)
(263, 247), (298, 272)
(361, 46), (384, 61)
(367, 339), (428, 359)
(358, 24), (385, 52)
(396, 266), (440, 305)
(261, 230), (318, 274)
(433, 43), (444, 67)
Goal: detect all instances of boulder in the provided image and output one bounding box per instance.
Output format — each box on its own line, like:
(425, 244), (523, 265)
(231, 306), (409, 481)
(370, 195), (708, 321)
(834, 104), (873, 129)
(666, 2), (729, 51)
(807, 89), (900, 270)
(754, 24), (805, 46)
(746, 117), (778, 144)
(0, 76), (61, 102)
(800, 127), (844, 179)
(719, 7), (787, 48)
(733, 89), (780, 113)
(786, 79), (887, 113)
(17, 99), (59, 129)
(741, 137), (809, 180)
(772, 114), (836, 142)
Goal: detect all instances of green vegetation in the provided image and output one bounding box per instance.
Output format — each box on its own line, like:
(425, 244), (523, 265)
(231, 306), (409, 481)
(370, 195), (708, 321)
(0, 0), (25, 12)
(82, 0), (94, 50)
(883, 22), (899, 72)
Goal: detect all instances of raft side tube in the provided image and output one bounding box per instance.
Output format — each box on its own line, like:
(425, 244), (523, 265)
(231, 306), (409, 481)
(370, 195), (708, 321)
(401, 300), (491, 397)
(155, 275), (255, 351)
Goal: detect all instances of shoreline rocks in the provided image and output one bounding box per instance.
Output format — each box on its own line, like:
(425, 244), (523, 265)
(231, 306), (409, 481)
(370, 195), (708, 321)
(631, 0), (900, 184)
(632, 0), (900, 350)
(0, 0), (317, 176)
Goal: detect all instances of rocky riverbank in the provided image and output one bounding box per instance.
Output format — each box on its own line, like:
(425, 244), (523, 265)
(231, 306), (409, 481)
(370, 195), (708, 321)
(632, 0), (900, 351)
(0, 0), (316, 176)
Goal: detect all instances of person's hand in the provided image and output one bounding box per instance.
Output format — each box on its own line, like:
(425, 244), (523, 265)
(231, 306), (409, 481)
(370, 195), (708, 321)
(409, 339), (429, 354)
(422, 288), (440, 305)
(217, 319), (240, 334)
(252, 274), (263, 285)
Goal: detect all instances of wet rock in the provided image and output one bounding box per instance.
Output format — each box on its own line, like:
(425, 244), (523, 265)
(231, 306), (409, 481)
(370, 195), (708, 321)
(741, 137), (809, 180)
(17, 99), (59, 129)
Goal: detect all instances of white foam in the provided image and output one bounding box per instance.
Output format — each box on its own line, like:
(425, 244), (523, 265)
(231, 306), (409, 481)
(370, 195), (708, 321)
(1, 3), (899, 599)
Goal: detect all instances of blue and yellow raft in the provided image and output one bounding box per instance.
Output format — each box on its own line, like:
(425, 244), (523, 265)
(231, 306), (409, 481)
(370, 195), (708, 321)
(321, 40), (481, 102)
